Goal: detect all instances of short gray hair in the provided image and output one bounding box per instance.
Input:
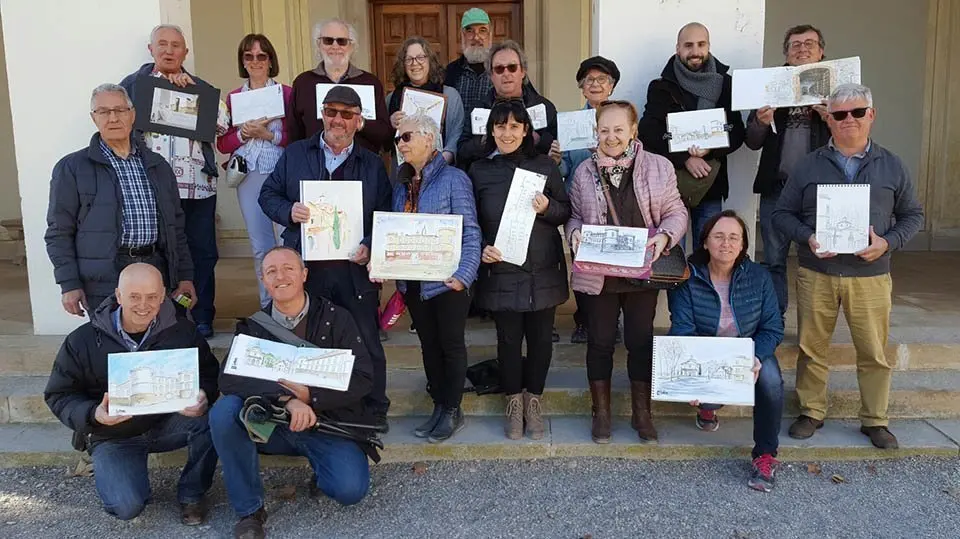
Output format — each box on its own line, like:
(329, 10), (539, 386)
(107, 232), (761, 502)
(90, 83), (133, 111)
(486, 40), (529, 84)
(150, 24), (186, 44)
(313, 18), (358, 59)
(828, 83), (873, 110)
(400, 113), (443, 152)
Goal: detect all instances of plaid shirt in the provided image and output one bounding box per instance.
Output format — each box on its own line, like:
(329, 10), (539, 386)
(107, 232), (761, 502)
(100, 139), (158, 248)
(448, 56), (493, 118)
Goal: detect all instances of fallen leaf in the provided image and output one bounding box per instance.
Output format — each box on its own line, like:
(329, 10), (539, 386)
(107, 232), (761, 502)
(806, 463), (822, 475)
(271, 484), (297, 501)
(866, 465), (877, 475)
(831, 474), (846, 484)
(412, 462), (428, 476)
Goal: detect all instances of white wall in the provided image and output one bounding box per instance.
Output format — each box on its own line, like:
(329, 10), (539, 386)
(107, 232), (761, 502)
(0, 0), (167, 334)
(596, 0), (765, 254)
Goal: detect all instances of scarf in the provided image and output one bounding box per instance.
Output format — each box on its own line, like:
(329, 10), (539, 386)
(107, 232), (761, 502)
(591, 139), (638, 189)
(672, 55), (724, 110)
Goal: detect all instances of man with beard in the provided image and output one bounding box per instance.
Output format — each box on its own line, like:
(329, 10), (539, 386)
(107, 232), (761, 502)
(638, 22), (745, 241)
(444, 8), (495, 120)
(286, 18), (391, 153)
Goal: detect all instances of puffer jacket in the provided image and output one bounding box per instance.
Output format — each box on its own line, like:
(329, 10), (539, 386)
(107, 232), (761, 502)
(667, 259), (784, 361)
(469, 151), (570, 312)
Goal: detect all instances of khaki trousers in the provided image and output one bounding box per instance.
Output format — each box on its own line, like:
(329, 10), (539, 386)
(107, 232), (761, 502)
(795, 267), (893, 427)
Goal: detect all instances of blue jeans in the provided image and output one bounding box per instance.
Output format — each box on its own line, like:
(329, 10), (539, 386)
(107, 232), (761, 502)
(209, 395), (370, 518)
(758, 194), (789, 315)
(699, 356), (784, 458)
(90, 413), (217, 520)
(237, 170), (283, 308)
(690, 198), (724, 243)
(181, 196), (218, 325)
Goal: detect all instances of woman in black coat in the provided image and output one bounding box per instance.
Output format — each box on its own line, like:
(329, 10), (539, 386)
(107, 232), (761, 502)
(468, 99), (570, 441)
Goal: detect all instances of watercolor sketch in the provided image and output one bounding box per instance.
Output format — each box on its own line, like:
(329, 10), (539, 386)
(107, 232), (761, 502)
(816, 184), (870, 254)
(151, 88), (199, 131)
(300, 180), (364, 261)
(652, 336), (755, 406)
(226, 334), (355, 392)
(369, 212), (462, 281)
(732, 56), (861, 110)
(108, 348), (199, 416)
(667, 108), (730, 153)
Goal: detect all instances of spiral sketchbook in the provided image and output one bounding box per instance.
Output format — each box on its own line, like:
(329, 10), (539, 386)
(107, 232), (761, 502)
(651, 336), (755, 406)
(815, 184), (870, 254)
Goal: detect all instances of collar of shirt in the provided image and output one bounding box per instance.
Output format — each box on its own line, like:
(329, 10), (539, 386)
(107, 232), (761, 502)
(242, 78), (276, 91)
(271, 294), (310, 330)
(827, 138), (871, 158)
(113, 307), (157, 351)
(99, 137), (139, 159)
(319, 135), (354, 169)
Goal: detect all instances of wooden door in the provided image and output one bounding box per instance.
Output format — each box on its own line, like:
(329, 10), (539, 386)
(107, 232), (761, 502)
(371, 1), (523, 92)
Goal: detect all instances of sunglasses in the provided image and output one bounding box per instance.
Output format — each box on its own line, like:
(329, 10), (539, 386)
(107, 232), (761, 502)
(243, 52), (269, 62)
(322, 107), (358, 120)
(492, 63), (520, 75)
(395, 131), (414, 143)
(830, 107), (870, 121)
(319, 37), (351, 47)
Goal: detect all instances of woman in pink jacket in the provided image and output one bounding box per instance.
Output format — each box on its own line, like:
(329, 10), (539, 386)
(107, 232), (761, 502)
(565, 100), (688, 444)
(217, 34), (293, 308)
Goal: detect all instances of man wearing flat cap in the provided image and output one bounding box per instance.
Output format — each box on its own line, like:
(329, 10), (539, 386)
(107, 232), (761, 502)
(259, 85), (393, 431)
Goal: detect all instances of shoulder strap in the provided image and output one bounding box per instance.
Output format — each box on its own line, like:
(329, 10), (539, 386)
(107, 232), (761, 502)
(598, 174), (622, 226)
(249, 311), (317, 348)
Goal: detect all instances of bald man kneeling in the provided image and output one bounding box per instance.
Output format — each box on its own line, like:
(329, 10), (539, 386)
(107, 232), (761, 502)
(44, 263), (221, 525)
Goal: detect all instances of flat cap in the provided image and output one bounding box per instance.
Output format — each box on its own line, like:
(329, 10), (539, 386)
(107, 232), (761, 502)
(575, 56), (620, 87)
(322, 85), (362, 108)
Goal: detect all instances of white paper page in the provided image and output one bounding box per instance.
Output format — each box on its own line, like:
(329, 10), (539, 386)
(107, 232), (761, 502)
(575, 225), (649, 267)
(225, 334), (355, 391)
(815, 184), (870, 254)
(471, 108), (491, 135)
(667, 108), (731, 153)
(401, 88), (445, 131)
(557, 109), (597, 151)
(652, 336), (755, 406)
(493, 168), (547, 266)
(527, 103), (548, 130)
(300, 181), (364, 261)
(370, 212), (463, 281)
(732, 57), (861, 111)
(315, 83), (377, 120)
(230, 84), (285, 126)
(108, 348), (199, 416)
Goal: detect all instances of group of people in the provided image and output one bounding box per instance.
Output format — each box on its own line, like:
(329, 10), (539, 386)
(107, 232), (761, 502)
(42, 8), (922, 538)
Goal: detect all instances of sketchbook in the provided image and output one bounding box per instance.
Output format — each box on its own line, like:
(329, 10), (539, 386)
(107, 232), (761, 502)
(573, 225), (652, 279)
(225, 334), (354, 391)
(652, 336), (755, 406)
(815, 184), (870, 254)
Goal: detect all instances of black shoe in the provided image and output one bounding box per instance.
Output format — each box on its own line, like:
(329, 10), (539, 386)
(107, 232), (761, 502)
(180, 501), (206, 526)
(414, 404), (444, 438)
(552, 329), (560, 343)
(571, 324), (587, 344)
(379, 328), (389, 342)
(234, 507), (267, 539)
(428, 407), (464, 443)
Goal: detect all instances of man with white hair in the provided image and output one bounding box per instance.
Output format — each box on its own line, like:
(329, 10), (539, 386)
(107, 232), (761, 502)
(120, 24), (230, 338)
(444, 8), (495, 118)
(286, 18), (390, 152)
(772, 83), (924, 449)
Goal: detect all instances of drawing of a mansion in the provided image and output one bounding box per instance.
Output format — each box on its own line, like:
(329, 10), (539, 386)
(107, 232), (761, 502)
(111, 366), (195, 406)
(582, 228), (642, 253)
(384, 226), (457, 262)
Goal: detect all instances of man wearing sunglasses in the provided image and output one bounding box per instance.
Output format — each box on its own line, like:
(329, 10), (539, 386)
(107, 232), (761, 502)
(286, 18), (390, 154)
(260, 85), (394, 432)
(772, 83), (924, 450)
(745, 24), (832, 320)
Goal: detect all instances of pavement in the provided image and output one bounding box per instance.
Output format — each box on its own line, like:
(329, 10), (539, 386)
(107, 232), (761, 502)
(0, 456), (957, 539)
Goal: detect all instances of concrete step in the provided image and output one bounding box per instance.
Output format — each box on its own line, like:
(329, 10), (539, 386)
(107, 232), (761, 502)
(0, 418), (956, 469)
(5, 368), (960, 424)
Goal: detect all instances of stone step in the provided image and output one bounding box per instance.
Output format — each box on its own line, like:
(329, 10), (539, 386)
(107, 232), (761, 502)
(4, 368), (960, 424)
(0, 417), (956, 469)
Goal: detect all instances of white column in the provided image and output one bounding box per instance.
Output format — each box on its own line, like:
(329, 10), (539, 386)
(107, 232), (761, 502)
(0, 0), (166, 334)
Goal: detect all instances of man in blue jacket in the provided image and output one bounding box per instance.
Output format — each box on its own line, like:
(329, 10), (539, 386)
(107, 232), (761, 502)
(259, 85), (393, 430)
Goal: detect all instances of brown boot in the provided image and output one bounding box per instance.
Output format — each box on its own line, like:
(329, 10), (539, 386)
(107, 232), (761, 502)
(504, 393), (524, 440)
(630, 380), (658, 441)
(523, 392), (545, 440)
(589, 379), (612, 443)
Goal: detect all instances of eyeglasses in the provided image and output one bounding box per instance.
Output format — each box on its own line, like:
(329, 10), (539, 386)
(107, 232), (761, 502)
(583, 75), (611, 87)
(463, 26), (489, 37)
(395, 131), (414, 143)
(319, 36), (352, 47)
(830, 107), (869, 121)
(243, 52), (269, 62)
(709, 233), (742, 244)
(322, 107), (358, 120)
(492, 63), (520, 75)
(788, 39), (820, 51)
(404, 55), (428, 66)
(91, 107), (132, 119)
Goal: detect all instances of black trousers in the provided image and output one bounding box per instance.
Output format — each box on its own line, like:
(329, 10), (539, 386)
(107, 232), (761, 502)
(582, 289), (659, 382)
(403, 283), (472, 408)
(492, 307), (556, 395)
(573, 291), (588, 327)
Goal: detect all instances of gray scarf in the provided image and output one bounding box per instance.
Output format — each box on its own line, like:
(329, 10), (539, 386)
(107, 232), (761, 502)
(672, 55), (724, 110)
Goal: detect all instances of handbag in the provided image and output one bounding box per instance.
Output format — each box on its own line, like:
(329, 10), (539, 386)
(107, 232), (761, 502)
(674, 158), (721, 208)
(378, 290), (407, 331)
(225, 154), (249, 188)
(464, 358), (504, 395)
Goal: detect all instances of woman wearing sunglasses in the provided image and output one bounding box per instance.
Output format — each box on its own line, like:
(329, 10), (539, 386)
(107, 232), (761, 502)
(378, 114), (481, 443)
(217, 34), (292, 309)
(386, 37), (464, 166)
(565, 100), (688, 444)
(469, 100), (570, 440)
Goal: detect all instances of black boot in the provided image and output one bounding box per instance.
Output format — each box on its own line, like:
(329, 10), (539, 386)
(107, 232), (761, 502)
(414, 404), (444, 438)
(428, 407), (465, 443)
